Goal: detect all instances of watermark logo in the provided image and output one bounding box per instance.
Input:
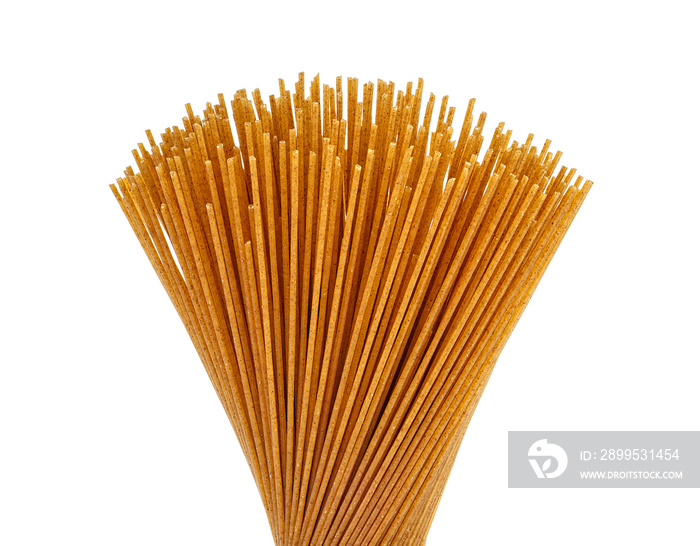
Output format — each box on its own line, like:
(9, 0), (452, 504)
(528, 439), (568, 479)
(510, 432), (698, 488)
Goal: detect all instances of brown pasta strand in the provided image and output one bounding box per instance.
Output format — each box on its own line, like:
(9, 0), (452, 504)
(111, 74), (592, 546)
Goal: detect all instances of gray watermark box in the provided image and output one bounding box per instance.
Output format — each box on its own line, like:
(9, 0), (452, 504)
(508, 431), (700, 488)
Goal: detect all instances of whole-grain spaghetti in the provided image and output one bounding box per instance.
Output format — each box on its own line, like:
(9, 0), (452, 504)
(111, 73), (592, 546)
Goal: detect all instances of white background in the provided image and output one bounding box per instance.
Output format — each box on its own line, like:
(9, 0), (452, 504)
(1, 1), (698, 544)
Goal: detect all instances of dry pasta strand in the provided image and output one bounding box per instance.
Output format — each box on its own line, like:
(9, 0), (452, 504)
(111, 74), (592, 546)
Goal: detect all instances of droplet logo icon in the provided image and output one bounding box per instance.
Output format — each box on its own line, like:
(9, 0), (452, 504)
(528, 439), (568, 479)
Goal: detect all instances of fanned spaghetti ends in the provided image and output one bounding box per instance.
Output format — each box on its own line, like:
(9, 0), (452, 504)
(111, 74), (592, 546)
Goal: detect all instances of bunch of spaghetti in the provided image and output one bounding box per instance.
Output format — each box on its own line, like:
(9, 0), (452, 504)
(111, 74), (591, 545)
